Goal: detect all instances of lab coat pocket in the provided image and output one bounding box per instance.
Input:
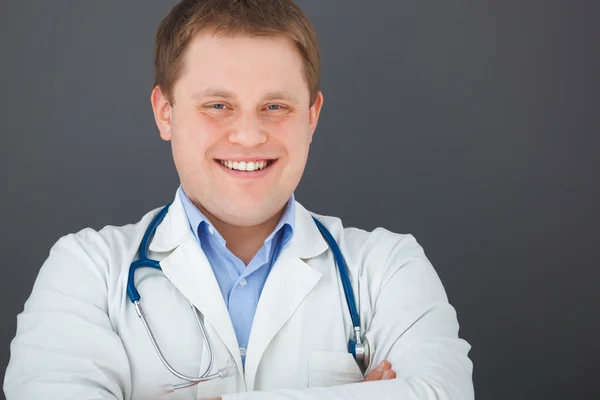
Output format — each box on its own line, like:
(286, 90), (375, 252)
(308, 350), (364, 387)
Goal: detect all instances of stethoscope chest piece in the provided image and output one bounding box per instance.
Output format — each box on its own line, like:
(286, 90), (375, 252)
(349, 330), (370, 373)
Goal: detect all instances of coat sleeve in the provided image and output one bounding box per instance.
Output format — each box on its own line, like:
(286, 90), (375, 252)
(3, 231), (132, 400)
(221, 234), (474, 400)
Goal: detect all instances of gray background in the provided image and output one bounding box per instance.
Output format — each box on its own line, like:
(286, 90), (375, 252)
(1, 1), (598, 399)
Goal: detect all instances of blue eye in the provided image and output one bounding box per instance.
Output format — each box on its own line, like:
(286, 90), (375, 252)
(267, 104), (282, 110)
(212, 104), (226, 110)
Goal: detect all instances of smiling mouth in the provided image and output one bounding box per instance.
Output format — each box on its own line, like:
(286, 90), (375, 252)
(216, 159), (276, 172)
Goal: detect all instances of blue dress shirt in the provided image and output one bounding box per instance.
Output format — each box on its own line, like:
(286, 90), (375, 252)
(177, 186), (295, 367)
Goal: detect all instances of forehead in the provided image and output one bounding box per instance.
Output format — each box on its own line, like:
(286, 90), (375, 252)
(176, 33), (308, 98)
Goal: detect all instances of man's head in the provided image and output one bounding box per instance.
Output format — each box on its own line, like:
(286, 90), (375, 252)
(151, 0), (323, 229)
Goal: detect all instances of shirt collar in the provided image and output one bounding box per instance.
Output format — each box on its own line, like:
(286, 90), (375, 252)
(177, 185), (295, 245)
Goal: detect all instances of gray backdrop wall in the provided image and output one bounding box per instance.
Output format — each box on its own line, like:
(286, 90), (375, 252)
(1, 1), (598, 399)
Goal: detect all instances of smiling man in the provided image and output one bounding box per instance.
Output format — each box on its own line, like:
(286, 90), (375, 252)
(4, 1), (474, 399)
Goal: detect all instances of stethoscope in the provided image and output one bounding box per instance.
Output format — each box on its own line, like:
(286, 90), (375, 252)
(127, 202), (370, 392)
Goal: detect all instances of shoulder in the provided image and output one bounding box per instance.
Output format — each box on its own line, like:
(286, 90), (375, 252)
(309, 209), (445, 300)
(20, 206), (164, 320)
(41, 206), (162, 279)
(310, 210), (427, 266)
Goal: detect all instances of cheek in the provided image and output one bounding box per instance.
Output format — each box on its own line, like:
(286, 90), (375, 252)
(268, 113), (312, 149)
(172, 112), (222, 152)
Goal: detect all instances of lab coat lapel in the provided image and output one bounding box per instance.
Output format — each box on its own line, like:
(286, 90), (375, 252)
(244, 202), (329, 390)
(158, 238), (243, 374)
(148, 192), (244, 375)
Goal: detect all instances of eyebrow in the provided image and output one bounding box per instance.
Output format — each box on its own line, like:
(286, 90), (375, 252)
(263, 91), (299, 103)
(192, 88), (299, 104)
(192, 89), (235, 100)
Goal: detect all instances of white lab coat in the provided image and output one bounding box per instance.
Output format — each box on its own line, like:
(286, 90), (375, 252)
(4, 190), (473, 400)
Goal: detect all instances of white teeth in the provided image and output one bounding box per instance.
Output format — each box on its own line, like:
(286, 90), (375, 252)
(219, 160), (271, 171)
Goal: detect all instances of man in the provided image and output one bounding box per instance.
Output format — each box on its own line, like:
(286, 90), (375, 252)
(4, 1), (474, 399)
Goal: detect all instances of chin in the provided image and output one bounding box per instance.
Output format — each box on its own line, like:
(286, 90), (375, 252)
(214, 212), (270, 228)
(219, 200), (287, 227)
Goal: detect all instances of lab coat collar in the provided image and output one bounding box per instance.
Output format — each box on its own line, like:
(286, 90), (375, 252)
(147, 189), (189, 253)
(285, 200), (329, 259)
(148, 189), (329, 260)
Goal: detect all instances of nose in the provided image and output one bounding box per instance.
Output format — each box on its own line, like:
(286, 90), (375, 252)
(228, 112), (267, 147)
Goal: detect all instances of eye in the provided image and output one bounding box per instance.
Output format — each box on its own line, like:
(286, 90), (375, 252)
(266, 104), (283, 111)
(211, 103), (227, 110)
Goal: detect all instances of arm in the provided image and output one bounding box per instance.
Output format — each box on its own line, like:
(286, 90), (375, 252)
(3, 231), (132, 400)
(204, 363), (398, 400)
(219, 235), (474, 399)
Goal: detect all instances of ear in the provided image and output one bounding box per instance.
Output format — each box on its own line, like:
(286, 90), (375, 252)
(151, 86), (173, 141)
(308, 91), (324, 142)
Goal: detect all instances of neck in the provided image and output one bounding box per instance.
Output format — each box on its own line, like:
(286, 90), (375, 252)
(200, 206), (286, 265)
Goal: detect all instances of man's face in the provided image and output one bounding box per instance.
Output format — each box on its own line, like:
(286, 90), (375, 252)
(152, 33), (323, 227)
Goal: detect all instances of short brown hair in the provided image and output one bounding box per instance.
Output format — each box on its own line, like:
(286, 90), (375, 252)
(153, 0), (321, 105)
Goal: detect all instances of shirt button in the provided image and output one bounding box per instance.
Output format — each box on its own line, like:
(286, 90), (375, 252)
(207, 226), (215, 235)
(240, 346), (247, 356)
(239, 278), (247, 287)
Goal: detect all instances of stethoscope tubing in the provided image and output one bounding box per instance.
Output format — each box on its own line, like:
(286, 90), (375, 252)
(127, 203), (367, 391)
